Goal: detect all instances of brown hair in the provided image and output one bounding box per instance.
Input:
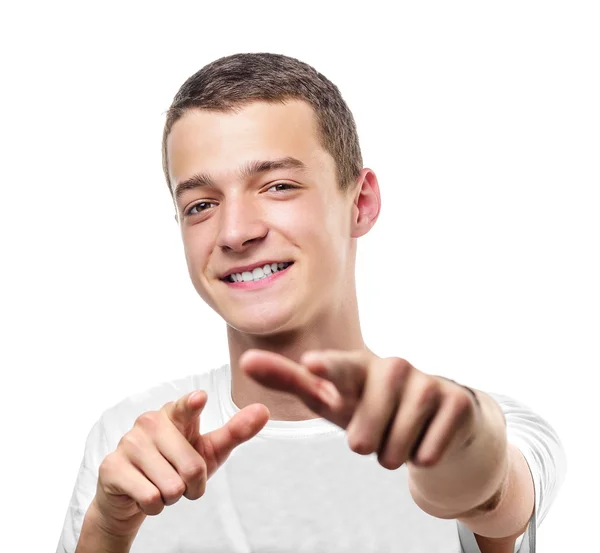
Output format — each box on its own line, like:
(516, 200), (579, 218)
(161, 53), (363, 197)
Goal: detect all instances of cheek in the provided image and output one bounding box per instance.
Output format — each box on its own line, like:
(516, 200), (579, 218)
(182, 230), (213, 275)
(281, 198), (348, 256)
(278, 193), (341, 235)
(302, 219), (348, 276)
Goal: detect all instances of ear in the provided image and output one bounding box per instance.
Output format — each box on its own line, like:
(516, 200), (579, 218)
(351, 168), (381, 238)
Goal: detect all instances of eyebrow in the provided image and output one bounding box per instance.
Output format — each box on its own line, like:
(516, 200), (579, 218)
(173, 156), (308, 203)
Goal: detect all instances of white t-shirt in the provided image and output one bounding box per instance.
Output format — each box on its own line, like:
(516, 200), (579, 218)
(56, 363), (566, 553)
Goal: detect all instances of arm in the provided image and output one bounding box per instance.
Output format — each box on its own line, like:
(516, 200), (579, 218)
(408, 389), (535, 543)
(464, 442), (534, 553)
(75, 499), (141, 553)
(470, 443), (534, 552)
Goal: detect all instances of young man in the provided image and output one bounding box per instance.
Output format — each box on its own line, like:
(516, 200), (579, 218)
(58, 53), (565, 553)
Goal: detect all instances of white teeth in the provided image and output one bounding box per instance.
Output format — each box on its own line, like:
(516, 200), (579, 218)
(228, 262), (292, 282)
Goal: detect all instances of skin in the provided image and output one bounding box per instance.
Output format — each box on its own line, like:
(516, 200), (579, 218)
(166, 101), (529, 549)
(167, 99), (382, 421)
(75, 98), (527, 553)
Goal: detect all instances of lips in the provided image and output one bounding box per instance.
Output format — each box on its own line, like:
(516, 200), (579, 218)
(223, 261), (294, 287)
(220, 260), (293, 280)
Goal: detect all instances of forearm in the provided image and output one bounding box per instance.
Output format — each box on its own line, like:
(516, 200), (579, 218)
(407, 389), (509, 518)
(75, 499), (141, 553)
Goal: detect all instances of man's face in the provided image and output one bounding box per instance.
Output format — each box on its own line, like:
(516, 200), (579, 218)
(167, 100), (356, 335)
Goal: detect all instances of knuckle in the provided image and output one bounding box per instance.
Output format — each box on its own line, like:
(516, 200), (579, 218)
(378, 437), (407, 470)
(348, 433), (373, 455)
(380, 456), (401, 471)
(383, 367), (401, 387)
(118, 432), (144, 456)
(453, 391), (473, 415)
(419, 380), (441, 406)
(387, 357), (411, 380)
(98, 452), (118, 479)
(162, 401), (175, 411)
(179, 460), (206, 482)
(446, 393), (473, 426)
(140, 491), (164, 515)
(348, 438), (361, 453)
(162, 479), (186, 504)
(184, 477), (207, 501)
(135, 411), (159, 431)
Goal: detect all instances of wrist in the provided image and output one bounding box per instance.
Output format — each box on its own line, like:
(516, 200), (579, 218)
(86, 498), (145, 545)
(408, 389), (508, 517)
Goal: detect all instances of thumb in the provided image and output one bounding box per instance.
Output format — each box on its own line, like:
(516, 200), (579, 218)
(201, 403), (270, 478)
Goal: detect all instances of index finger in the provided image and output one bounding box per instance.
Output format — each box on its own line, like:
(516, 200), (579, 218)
(240, 349), (340, 409)
(162, 390), (208, 435)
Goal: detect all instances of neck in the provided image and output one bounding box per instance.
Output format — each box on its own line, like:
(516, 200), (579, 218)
(226, 290), (370, 421)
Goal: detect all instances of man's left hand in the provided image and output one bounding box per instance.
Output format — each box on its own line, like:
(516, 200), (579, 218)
(240, 349), (481, 470)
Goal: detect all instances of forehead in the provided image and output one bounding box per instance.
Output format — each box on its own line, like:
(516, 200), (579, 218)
(166, 100), (333, 186)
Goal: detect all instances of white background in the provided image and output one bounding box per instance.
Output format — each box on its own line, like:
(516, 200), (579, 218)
(1, 1), (597, 551)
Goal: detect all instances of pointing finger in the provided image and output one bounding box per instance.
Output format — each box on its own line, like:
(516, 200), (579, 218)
(163, 390), (208, 438)
(240, 349), (340, 409)
(301, 349), (372, 399)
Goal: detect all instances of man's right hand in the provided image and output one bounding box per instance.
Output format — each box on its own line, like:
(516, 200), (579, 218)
(90, 391), (270, 539)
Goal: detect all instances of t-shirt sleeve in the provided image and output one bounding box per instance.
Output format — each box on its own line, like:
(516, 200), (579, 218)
(457, 391), (567, 553)
(55, 415), (112, 553)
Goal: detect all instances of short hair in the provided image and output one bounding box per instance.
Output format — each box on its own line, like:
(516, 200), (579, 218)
(161, 53), (363, 197)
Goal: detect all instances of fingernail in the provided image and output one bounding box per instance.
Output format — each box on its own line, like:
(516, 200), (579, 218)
(319, 385), (340, 408)
(189, 391), (203, 404)
(303, 350), (324, 363)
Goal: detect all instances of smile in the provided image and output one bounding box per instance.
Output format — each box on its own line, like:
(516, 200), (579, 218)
(222, 262), (294, 289)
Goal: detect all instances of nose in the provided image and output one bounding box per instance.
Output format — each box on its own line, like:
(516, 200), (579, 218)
(215, 197), (268, 252)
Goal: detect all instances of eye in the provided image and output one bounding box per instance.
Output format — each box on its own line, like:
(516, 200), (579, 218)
(267, 183), (298, 193)
(185, 201), (217, 216)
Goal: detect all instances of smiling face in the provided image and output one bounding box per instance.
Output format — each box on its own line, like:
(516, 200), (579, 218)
(166, 99), (364, 335)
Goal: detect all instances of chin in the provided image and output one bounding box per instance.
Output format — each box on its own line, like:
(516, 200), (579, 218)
(224, 308), (297, 336)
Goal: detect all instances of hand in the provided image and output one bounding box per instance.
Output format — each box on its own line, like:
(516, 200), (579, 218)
(93, 391), (270, 537)
(240, 349), (480, 471)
